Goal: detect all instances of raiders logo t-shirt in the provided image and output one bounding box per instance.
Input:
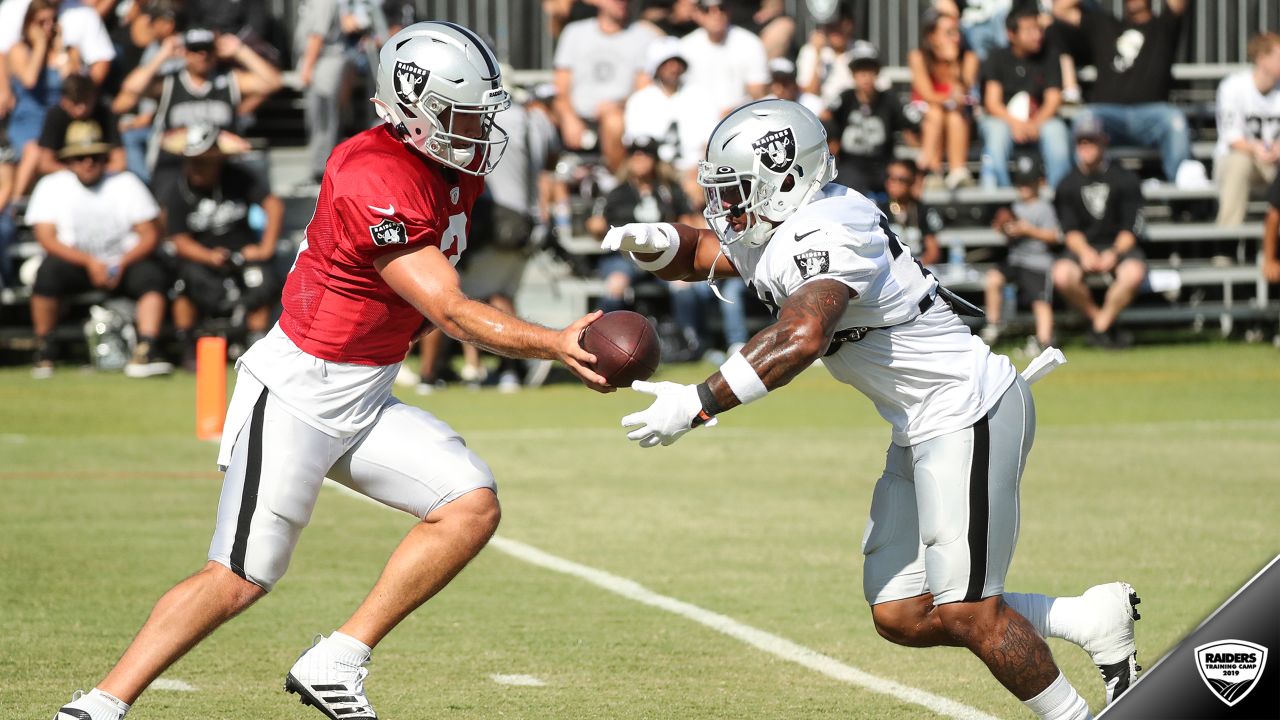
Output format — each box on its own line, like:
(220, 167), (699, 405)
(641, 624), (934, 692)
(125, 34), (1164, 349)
(1080, 6), (1183, 105)
(1054, 162), (1145, 251)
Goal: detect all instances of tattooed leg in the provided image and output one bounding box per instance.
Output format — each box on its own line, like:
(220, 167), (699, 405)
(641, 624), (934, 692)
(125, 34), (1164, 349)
(935, 595), (1061, 700)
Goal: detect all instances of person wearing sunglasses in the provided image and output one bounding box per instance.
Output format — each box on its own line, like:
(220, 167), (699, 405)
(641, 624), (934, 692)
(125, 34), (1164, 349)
(26, 118), (169, 380)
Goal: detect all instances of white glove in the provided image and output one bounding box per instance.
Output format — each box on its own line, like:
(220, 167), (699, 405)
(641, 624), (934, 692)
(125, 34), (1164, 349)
(621, 380), (717, 448)
(601, 223), (673, 254)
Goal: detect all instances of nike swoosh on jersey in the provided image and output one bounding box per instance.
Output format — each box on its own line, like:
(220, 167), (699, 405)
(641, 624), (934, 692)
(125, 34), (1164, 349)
(368, 203), (396, 215)
(795, 228), (820, 241)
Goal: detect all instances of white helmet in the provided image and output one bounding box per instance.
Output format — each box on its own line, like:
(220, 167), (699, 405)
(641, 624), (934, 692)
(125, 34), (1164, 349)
(698, 99), (836, 247)
(371, 21), (511, 175)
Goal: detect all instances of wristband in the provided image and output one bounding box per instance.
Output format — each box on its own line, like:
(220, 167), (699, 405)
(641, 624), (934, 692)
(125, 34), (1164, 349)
(694, 382), (722, 426)
(629, 223), (680, 271)
(719, 352), (767, 405)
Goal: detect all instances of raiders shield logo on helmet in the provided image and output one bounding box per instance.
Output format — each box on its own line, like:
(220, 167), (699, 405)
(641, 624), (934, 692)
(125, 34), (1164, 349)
(794, 249), (830, 279)
(394, 60), (429, 105)
(370, 218), (409, 246)
(752, 127), (797, 173)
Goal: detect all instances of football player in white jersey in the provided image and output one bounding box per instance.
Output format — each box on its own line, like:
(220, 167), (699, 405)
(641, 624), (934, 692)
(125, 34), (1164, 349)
(602, 99), (1140, 717)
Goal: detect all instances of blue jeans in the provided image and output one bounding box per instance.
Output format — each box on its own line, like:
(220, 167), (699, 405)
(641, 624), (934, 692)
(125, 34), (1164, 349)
(980, 116), (1072, 189)
(0, 206), (15, 286)
(1075, 103), (1191, 181)
(961, 12), (1009, 63)
(122, 126), (151, 184)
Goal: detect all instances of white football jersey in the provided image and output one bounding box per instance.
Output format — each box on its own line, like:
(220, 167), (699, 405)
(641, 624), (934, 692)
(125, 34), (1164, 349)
(719, 183), (1016, 446)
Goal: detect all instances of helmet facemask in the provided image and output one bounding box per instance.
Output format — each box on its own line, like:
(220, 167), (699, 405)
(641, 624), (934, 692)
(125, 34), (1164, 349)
(375, 89), (511, 175)
(698, 159), (778, 247)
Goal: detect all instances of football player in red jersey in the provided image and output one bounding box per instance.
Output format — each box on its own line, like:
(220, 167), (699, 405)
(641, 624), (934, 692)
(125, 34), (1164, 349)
(53, 22), (608, 720)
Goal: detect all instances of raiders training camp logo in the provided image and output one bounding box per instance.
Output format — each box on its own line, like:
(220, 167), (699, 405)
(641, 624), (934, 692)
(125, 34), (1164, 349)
(394, 60), (429, 105)
(1082, 183), (1110, 220)
(794, 249), (830, 279)
(370, 219), (409, 247)
(1195, 640), (1268, 707)
(752, 127), (796, 173)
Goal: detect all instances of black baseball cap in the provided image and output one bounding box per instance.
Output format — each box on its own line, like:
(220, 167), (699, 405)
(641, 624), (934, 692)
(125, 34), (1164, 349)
(1012, 156), (1044, 187)
(627, 135), (660, 156)
(183, 28), (216, 51)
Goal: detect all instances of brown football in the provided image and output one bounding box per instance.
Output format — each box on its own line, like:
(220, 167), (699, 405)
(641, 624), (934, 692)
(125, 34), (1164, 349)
(579, 311), (662, 387)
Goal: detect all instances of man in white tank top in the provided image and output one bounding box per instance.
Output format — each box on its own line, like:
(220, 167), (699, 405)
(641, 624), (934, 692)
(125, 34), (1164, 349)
(603, 99), (1142, 717)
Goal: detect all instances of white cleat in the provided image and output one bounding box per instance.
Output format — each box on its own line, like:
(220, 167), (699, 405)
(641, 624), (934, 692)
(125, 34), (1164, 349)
(1080, 581), (1142, 705)
(284, 636), (377, 720)
(52, 690), (125, 720)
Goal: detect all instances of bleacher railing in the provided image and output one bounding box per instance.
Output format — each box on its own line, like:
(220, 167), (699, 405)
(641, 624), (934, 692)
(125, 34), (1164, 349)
(263, 0), (1270, 72)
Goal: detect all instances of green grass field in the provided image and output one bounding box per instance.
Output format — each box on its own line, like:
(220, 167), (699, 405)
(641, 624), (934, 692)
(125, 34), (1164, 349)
(2, 343), (1278, 719)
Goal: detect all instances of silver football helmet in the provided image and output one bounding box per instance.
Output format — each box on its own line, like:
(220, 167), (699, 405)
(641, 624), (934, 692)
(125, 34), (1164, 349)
(698, 99), (836, 247)
(371, 21), (511, 175)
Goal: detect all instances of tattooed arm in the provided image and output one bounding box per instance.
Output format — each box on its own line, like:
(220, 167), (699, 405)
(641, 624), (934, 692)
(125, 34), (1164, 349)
(703, 278), (851, 414)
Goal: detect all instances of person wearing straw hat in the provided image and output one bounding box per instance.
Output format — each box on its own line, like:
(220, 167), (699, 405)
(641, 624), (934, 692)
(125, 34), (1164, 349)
(26, 118), (170, 379)
(157, 124), (283, 370)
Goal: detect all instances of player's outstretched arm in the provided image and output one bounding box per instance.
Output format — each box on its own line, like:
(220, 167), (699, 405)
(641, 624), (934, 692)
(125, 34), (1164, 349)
(601, 222), (738, 281)
(701, 279), (850, 412)
(376, 244), (612, 392)
(621, 279), (850, 447)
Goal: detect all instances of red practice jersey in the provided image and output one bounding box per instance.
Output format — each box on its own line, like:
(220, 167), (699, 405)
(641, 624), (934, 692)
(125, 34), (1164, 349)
(280, 124), (483, 365)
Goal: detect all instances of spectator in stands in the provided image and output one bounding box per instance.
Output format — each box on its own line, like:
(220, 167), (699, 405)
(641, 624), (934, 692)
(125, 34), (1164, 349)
(1053, 0), (1190, 182)
(1214, 32), (1280, 227)
(982, 158), (1059, 351)
(26, 118), (169, 378)
(679, 0), (768, 120)
(114, 0), (183, 183)
(716, 0), (794, 60)
(1265, 172), (1280, 285)
(35, 73), (123, 176)
(187, 0), (276, 65)
(979, 6), (1070, 189)
(1052, 116), (1147, 348)
(553, 0), (658, 172)
(934, 0), (1012, 62)
(641, 0), (698, 37)
(908, 8), (979, 190)
(623, 37), (713, 207)
(113, 27), (281, 185)
(823, 41), (913, 198)
(543, 0), (604, 40)
(765, 57), (822, 116)
(878, 159), (943, 265)
(0, 0), (115, 86)
(8, 0), (82, 197)
(0, 128), (14, 286)
(417, 97), (563, 394)
(158, 126), (282, 370)
(294, 0), (348, 186)
(796, 12), (854, 106)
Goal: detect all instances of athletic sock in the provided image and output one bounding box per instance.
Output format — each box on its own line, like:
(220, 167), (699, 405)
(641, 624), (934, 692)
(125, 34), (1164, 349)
(1023, 672), (1091, 720)
(328, 630), (372, 660)
(1004, 592), (1090, 647)
(88, 688), (130, 716)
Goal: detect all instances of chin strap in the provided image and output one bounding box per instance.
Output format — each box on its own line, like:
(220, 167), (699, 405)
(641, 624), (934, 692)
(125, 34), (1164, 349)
(706, 243), (734, 304)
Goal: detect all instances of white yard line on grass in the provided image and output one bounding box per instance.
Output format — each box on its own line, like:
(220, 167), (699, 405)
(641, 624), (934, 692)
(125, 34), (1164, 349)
(152, 678), (196, 692)
(490, 674), (547, 687)
(326, 481), (999, 720)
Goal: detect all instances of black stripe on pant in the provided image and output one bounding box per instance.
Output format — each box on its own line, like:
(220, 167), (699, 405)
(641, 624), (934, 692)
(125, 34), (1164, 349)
(964, 415), (991, 603)
(229, 388), (269, 580)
